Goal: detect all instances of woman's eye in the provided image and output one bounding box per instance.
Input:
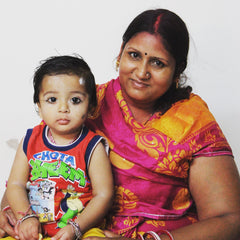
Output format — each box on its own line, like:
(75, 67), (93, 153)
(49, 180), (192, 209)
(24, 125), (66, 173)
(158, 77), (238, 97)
(71, 97), (81, 104)
(129, 52), (139, 59)
(152, 59), (165, 68)
(46, 97), (57, 103)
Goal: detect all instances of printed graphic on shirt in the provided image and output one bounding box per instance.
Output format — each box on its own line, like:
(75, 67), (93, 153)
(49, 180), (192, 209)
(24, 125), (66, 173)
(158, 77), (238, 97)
(58, 186), (85, 228)
(28, 180), (56, 222)
(29, 150), (86, 187)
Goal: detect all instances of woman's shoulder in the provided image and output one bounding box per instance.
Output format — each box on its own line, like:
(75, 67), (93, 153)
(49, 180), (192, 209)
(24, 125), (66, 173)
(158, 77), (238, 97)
(155, 93), (217, 143)
(173, 93), (212, 114)
(167, 93), (215, 119)
(96, 78), (121, 94)
(96, 79), (114, 92)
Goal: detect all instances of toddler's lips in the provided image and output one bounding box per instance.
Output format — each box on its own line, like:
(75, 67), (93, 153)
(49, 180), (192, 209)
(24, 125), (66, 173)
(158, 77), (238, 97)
(57, 119), (70, 125)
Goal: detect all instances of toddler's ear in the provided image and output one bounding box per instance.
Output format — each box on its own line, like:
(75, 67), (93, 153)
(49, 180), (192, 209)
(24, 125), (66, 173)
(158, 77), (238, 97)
(36, 103), (42, 118)
(87, 105), (96, 118)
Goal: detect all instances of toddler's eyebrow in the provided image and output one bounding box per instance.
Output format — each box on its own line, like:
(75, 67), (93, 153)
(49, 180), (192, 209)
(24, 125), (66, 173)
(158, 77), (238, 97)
(42, 91), (57, 97)
(71, 91), (87, 97)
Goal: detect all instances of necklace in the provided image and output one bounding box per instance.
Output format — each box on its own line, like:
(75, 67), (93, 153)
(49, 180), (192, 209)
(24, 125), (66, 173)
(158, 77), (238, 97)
(47, 128), (79, 145)
(143, 112), (154, 125)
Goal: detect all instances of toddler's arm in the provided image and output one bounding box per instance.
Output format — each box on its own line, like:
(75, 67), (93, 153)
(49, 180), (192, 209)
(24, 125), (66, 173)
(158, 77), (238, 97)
(52, 141), (114, 240)
(6, 139), (41, 240)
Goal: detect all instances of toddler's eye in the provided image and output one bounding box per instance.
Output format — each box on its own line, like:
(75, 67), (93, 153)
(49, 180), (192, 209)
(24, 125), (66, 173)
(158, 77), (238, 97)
(46, 97), (57, 103)
(71, 97), (81, 104)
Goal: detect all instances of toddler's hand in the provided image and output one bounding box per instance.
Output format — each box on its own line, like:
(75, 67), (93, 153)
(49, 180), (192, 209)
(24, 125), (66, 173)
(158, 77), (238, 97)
(51, 224), (75, 240)
(18, 217), (41, 240)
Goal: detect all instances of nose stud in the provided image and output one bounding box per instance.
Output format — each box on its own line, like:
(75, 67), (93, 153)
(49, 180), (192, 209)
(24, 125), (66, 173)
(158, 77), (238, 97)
(146, 72), (151, 79)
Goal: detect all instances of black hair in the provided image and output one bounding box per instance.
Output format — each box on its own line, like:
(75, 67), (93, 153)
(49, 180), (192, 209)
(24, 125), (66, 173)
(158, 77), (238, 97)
(33, 55), (97, 113)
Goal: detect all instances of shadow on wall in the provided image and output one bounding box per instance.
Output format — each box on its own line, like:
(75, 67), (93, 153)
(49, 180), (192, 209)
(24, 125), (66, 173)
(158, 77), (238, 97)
(6, 139), (19, 151)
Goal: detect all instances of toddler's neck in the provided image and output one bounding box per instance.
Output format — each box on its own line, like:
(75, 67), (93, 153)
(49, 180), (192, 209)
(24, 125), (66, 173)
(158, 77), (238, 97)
(47, 127), (81, 145)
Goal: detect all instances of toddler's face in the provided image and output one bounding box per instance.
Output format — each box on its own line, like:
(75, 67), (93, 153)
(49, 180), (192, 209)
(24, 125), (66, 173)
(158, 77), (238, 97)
(37, 74), (89, 142)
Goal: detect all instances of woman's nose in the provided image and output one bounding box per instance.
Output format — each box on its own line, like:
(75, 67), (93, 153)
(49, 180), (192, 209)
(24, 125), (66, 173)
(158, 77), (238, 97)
(135, 61), (151, 80)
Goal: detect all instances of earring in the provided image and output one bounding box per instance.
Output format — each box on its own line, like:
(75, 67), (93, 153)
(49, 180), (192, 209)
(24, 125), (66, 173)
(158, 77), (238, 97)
(116, 60), (120, 71)
(176, 79), (179, 89)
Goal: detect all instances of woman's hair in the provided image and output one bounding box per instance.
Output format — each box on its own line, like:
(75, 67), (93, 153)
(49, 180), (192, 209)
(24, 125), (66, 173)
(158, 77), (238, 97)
(33, 55), (97, 113)
(121, 9), (192, 113)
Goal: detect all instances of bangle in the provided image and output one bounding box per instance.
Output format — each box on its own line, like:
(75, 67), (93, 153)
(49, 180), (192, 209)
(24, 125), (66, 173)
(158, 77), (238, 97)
(15, 213), (39, 234)
(2, 206), (11, 212)
(67, 219), (82, 240)
(143, 230), (174, 240)
(19, 213), (39, 224)
(144, 231), (162, 240)
(159, 230), (174, 240)
(137, 233), (145, 240)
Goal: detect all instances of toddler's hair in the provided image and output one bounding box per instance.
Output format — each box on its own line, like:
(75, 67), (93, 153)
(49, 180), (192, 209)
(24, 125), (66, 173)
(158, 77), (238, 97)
(33, 55), (97, 113)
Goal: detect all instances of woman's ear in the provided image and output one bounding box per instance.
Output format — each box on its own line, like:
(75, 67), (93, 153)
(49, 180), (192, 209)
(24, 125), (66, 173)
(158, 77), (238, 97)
(174, 61), (187, 78)
(116, 43), (124, 71)
(118, 42), (124, 59)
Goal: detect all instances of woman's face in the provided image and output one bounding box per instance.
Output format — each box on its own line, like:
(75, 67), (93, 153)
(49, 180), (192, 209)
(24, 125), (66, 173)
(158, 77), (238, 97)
(118, 32), (176, 109)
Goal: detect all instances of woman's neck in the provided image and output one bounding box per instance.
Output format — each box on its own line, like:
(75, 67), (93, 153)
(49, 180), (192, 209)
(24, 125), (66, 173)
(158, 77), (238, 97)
(130, 105), (154, 124)
(125, 98), (155, 124)
(121, 91), (156, 124)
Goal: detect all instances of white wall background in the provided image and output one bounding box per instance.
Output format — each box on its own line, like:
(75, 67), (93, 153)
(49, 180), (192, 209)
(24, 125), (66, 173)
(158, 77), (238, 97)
(0, 0), (240, 199)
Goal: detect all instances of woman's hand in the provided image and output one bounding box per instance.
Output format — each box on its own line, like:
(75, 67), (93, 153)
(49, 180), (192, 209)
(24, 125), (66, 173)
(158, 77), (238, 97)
(84, 230), (130, 240)
(17, 217), (41, 240)
(51, 224), (76, 240)
(0, 209), (18, 238)
(103, 230), (122, 238)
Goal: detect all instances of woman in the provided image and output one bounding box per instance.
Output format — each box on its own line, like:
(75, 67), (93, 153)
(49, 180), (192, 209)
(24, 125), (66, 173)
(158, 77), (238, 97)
(86, 9), (240, 240)
(1, 8), (240, 240)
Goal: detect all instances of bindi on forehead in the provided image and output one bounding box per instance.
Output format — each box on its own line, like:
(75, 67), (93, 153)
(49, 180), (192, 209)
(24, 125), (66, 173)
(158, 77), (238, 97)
(145, 52), (148, 56)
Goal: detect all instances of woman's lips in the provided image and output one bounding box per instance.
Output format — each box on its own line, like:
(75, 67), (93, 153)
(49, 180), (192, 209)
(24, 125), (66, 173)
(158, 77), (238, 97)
(131, 78), (149, 88)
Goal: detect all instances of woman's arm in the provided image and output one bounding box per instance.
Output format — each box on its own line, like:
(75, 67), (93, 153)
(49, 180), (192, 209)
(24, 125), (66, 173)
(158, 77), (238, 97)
(160, 155), (240, 240)
(0, 191), (17, 238)
(52, 141), (114, 240)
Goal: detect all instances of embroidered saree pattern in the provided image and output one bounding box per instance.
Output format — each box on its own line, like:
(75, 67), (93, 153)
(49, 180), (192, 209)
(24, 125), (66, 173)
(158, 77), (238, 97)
(86, 78), (232, 237)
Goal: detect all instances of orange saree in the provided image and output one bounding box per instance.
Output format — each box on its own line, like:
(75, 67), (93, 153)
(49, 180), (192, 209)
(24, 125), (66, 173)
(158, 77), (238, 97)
(86, 78), (232, 238)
